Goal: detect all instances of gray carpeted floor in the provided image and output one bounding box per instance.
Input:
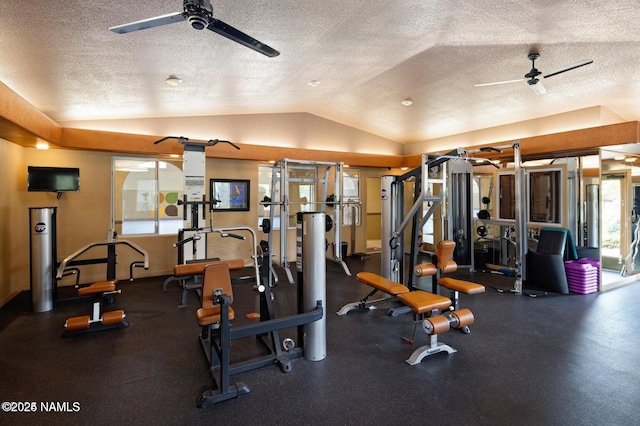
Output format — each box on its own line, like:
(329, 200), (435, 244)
(1, 254), (639, 425)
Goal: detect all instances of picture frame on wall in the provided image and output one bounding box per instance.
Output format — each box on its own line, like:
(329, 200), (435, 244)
(210, 179), (250, 211)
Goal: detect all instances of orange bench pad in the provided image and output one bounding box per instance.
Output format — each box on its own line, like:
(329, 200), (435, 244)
(414, 263), (437, 277)
(439, 277), (485, 294)
(397, 291), (452, 314)
(196, 306), (235, 327)
(77, 280), (117, 296)
(356, 272), (410, 296)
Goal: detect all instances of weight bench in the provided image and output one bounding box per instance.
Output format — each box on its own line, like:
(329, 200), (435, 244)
(336, 271), (410, 315)
(162, 259), (245, 307)
(353, 272), (476, 365)
(414, 240), (485, 332)
(63, 280), (128, 337)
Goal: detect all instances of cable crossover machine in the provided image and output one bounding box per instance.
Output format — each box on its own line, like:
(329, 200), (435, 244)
(261, 158), (354, 285)
(381, 142), (527, 295)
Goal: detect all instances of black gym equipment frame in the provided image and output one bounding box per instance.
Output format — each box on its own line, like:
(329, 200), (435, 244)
(196, 244), (324, 408)
(197, 291), (323, 408)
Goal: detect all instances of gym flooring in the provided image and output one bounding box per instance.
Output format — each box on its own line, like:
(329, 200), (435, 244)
(1, 254), (639, 425)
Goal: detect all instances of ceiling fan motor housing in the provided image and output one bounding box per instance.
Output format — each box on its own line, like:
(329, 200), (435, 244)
(188, 15), (209, 30)
(185, 0), (213, 30)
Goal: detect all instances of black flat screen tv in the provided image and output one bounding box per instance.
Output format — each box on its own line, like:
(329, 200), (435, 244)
(28, 166), (80, 192)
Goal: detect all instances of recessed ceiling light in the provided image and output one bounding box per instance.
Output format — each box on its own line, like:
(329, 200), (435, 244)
(35, 142), (49, 150)
(401, 98), (413, 106)
(165, 76), (183, 87)
(308, 80), (320, 87)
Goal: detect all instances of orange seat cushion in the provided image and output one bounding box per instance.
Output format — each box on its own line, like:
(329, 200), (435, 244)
(356, 272), (409, 295)
(196, 306), (235, 326)
(397, 291), (452, 314)
(77, 280), (117, 296)
(439, 277), (485, 294)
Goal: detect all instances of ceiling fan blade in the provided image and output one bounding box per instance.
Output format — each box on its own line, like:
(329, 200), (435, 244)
(543, 59), (593, 79)
(207, 19), (280, 57)
(475, 78), (525, 87)
(109, 12), (187, 34)
(529, 80), (546, 95)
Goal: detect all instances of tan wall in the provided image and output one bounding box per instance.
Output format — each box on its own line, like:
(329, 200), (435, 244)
(1, 146), (383, 307)
(366, 177), (382, 241)
(0, 138), (27, 306)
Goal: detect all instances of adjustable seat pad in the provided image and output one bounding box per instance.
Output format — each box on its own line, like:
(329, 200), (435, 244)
(356, 272), (410, 295)
(196, 306), (235, 326)
(397, 291), (452, 314)
(77, 280), (117, 296)
(438, 277), (485, 294)
(196, 263), (236, 327)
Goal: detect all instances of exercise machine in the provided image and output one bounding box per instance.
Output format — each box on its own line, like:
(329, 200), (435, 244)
(349, 240), (484, 365)
(154, 136), (240, 263)
(56, 237), (149, 284)
(162, 226), (271, 308)
(196, 212), (326, 407)
(55, 237), (149, 335)
(381, 148), (486, 289)
(469, 141), (528, 294)
(261, 158), (351, 285)
(62, 280), (127, 336)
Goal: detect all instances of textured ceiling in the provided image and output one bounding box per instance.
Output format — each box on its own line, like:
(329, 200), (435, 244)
(1, 0), (640, 144)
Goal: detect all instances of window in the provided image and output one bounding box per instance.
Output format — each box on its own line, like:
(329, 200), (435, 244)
(258, 164), (318, 229)
(112, 157), (183, 235)
(343, 168), (361, 226)
(258, 164), (280, 230)
(473, 174), (493, 219)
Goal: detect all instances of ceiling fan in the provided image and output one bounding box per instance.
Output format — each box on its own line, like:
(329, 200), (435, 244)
(475, 53), (593, 95)
(109, 0), (280, 57)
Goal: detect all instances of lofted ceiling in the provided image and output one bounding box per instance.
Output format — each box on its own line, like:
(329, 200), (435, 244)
(2, 0), (640, 145)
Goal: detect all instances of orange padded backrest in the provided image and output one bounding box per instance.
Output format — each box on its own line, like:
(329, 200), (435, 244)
(436, 240), (457, 272)
(201, 263), (233, 309)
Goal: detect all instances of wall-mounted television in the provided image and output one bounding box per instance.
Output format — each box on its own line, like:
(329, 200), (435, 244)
(28, 166), (80, 192)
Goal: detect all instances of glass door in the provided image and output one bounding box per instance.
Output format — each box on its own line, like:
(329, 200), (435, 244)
(600, 171), (630, 272)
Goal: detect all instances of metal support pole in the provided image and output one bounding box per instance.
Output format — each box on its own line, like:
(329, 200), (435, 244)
(280, 160), (291, 281)
(513, 141), (527, 294)
(381, 175), (399, 280)
(301, 212), (327, 361)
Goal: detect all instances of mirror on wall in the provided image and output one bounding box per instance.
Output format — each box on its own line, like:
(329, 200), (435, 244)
(497, 172), (515, 220)
(469, 146), (640, 291)
(529, 168), (562, 224)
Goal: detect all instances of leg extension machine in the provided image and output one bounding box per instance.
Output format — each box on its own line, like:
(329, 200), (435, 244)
(63, 280), (128, 336)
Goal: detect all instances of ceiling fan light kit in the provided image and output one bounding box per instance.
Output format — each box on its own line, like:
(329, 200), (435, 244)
(109, 0), (280, 57)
